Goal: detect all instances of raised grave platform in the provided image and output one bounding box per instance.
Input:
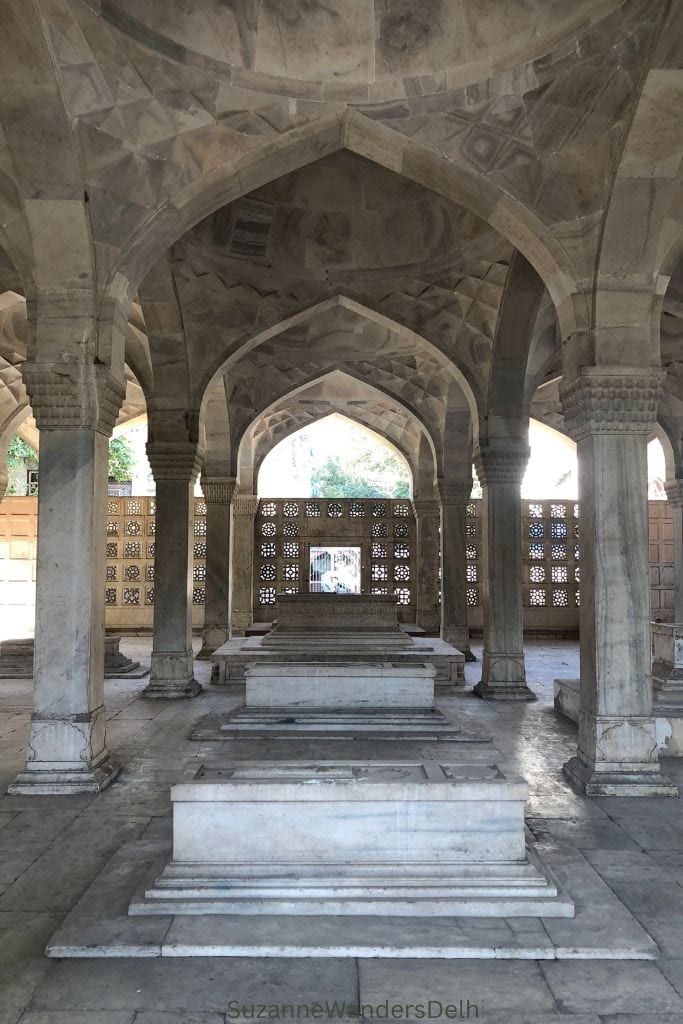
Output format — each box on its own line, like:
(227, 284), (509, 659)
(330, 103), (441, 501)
(129, 758), (573, 919)
(554, 673), (683, 757)
(0, 635), (145, 679)
(212, 594), (465, 686)
(245, 661), (435, 709)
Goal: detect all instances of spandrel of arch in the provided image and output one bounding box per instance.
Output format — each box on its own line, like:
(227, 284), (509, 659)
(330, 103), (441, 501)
(235, 367), (437, 497)
(196, 294), (480, 439)
(101, 111), (587, 371)
(257, 415), (413, 500)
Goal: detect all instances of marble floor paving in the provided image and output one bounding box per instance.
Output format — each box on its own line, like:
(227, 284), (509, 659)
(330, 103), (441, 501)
(2, 640), (683, 1021)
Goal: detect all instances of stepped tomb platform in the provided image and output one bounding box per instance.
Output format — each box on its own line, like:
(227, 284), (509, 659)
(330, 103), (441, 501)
(212, 594), (465, 686)
(129, 758), (574, 919)
(0, 635), (143, 678)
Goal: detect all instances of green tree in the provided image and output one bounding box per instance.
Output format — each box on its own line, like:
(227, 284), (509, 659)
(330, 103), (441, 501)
(5, 435), (38, 494)
(7, 435), (36, 469)
(311, 446), (410, 498)
(108, 436), (135, 482)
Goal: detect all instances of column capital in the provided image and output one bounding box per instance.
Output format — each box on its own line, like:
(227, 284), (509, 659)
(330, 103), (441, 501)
(665, 479), (683, 508)
(560, 367), (664, 441)
(412, 498), (441, 516)
(146, 442), (203, 483)
(201, 476), (237, 505)
(474, 441), (529, 488)
(22, 362), (125, 435)
(438, 480), (472, 506)
(232, 494), (259, 517)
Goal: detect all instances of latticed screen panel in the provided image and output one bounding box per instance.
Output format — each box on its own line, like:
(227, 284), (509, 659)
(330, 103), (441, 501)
(253, 499), (416, 617)
(522, 500), (579, 609)
(463, 501), (481, 607)
(104, 497), (207, 607)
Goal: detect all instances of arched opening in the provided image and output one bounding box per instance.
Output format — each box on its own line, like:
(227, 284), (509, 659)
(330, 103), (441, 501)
(257, 415), (413, 500)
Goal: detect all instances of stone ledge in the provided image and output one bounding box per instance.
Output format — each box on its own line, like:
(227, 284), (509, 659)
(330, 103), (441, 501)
(45, 838), (658, 959)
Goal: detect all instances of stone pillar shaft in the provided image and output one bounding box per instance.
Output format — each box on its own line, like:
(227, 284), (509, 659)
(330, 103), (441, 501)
(413, 498), (440, 632)
(439, 480), (473, 657)
(230, 495), (258, 635)
(561, 368), (676, 796)
(10, 363), (125, 795)
(144, 442), (203, 699)
(473, 441), (535, 700)
(197, 476), (236, 658)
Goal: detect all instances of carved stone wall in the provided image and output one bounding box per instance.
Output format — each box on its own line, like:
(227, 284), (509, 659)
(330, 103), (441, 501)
(103, 496), (207, 630)
(253, 498), (416, 624)
(0, 496), (674, 635)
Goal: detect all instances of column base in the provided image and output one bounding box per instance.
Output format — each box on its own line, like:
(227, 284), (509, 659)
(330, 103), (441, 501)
(8, 747), (120, 796)
(142, 678), (202, 700)
(195, 649), (215, 661)
(441, 628), (476, 662)
(563, 754), (678, 798)
(196, 627), (230, 660)
(473, 681), (537, 701)
(143, 650), (203, 700)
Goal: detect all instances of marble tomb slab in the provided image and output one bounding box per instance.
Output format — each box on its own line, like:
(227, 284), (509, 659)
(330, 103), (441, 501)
(211, 637), (465, 685)
(213, 593), (465, 685)
(128, 759), (574, 919)
(244, 661), (435, 708)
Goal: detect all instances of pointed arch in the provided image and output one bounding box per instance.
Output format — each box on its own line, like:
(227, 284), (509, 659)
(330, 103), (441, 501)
(197, 294), (477, 440)
(100, 110), (586, 368)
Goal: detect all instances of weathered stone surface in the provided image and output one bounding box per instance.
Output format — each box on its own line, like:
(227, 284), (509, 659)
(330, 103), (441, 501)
(130, 758), (574, 919)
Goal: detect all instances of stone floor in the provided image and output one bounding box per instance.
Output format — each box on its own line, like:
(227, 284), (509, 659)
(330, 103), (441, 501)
(1, 639), (683, 1021)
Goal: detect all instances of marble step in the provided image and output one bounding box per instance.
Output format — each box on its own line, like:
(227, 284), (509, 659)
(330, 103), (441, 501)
(217, 706), (469, 740)
(44, 838), (660, 959)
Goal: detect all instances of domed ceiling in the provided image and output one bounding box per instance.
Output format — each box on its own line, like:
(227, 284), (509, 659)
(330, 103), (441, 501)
(103, 0), (623, 100)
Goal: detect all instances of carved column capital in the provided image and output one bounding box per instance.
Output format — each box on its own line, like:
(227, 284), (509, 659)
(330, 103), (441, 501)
(232, 494), (259, 517)
(474, 441), (530, 488)
(146, 442), (204, 483)
(412, 498), (441, 517)
(560, 367), (664, 441)
(438, 479), (473, 507)
(201, 476), (237, 505)
(22, 362), (125, 435)
(666, 480), (683, 508)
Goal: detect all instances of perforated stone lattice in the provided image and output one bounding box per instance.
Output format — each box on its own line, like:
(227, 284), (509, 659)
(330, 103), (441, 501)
(254, 498), (416, 614)
(103, 497), (206, 608)
(100, 497), (585, 620)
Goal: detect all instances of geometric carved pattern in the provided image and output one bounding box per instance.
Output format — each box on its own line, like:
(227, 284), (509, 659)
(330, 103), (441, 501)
(101, 497), (208, 610)
(459, 500), (581, 614)
(522, 500), (579, 611)
(253, 498), (415, 615)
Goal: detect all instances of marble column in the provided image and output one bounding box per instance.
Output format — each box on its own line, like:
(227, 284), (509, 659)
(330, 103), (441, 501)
(665, 479), (683, 623)
(413, 498), (440, 632)
(9, 364), (125, 795)
(144, 442), (203, 699)
(197, 475), (236, 658)
(439, 480), (474, 659)
(562, 369), (676, 796)
(473, 440), (536, 700)
(230, 494), (258, 636)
